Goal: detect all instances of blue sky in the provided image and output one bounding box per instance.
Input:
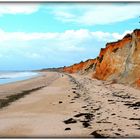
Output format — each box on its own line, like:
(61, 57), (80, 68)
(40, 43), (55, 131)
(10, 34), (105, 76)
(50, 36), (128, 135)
(0, 3), (140, 70)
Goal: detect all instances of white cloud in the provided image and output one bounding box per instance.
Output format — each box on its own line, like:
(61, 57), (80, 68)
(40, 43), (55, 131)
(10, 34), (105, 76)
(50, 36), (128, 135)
(0, 29), (59, 41)
(91, 30), (133, 41)
(0, 28), (132, 43)
(0, 28), (132, 62)
(111, 30), (133, 40)
(0, 4), (39, 15)
(51, 4), (140, 25)
(0, 28), (133, 69)
(53, 11), (75, 22)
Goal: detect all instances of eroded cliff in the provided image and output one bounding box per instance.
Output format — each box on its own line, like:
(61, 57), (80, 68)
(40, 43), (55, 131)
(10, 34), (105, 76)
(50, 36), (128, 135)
(63, 59), (96, 74)
(62, 29), (140, 87)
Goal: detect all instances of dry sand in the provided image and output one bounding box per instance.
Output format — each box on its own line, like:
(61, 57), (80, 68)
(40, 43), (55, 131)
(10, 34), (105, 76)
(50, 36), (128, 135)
(0, 71), (140, 138)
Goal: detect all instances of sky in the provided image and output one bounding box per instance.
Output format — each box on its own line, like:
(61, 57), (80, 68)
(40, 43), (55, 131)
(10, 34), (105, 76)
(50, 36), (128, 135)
(0, 3), (140, 71)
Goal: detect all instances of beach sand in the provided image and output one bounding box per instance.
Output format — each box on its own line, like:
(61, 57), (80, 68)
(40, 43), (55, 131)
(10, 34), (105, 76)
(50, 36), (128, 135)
(0, 71), (140, 138)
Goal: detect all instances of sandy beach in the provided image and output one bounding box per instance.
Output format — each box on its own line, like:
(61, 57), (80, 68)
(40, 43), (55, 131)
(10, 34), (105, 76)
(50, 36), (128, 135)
(0, 71), (140, 138)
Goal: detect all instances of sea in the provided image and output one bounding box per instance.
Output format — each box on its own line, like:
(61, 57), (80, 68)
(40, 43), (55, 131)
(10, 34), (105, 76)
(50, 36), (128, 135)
(0, 71), (39, 85)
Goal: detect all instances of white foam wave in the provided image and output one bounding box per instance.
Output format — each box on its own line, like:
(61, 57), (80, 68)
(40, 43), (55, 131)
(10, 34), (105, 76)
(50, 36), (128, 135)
(0, 72), (38, 79)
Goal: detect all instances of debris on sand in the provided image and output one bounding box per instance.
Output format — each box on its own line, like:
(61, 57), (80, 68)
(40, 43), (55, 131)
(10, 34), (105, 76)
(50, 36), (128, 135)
(65, 127), (71, 131)
(64, 118), (77, 124)
(90, 130), (108, 138)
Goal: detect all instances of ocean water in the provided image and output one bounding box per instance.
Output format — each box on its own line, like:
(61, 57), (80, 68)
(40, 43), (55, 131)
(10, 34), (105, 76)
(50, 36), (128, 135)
(0, 71), (39, 85)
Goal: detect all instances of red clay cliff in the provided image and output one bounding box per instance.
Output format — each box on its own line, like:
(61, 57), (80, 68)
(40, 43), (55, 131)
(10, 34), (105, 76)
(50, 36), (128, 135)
(62, 29), (140, 87)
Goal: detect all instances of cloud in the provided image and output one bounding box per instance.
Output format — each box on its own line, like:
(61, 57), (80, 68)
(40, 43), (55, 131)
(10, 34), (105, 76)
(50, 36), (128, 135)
(53, 11), (76, 22)
(51, 3), (140, 25)
(0, 28), (132, 70)
(0, 28), (131, 42)
(91, 30), (133, 41)
(0, 29), (59, 41)
(0, 4), (39, 15)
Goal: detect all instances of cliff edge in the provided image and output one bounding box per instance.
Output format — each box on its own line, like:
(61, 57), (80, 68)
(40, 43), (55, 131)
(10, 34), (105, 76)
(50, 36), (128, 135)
(63, 29), (140, 87)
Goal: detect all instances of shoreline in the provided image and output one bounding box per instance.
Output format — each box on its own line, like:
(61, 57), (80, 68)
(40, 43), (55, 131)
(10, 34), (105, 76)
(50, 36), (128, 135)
(0, 71), (42, 86)
(0, 71), (50, 99)
(0, 71), (139, 137)
(0, 71), (92, 137)
(0, 71), (58, 109)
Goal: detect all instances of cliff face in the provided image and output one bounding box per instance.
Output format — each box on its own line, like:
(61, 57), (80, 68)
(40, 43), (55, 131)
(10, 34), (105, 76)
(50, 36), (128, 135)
(94, 29), (140, 86)
(94, 33), (132, 81)
(63, 59), (96, 74)
(62, 29), (140, 87)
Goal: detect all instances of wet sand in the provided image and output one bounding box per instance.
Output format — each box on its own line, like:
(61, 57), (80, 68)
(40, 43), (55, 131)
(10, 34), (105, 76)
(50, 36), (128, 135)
(0, 71), (140, 138)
